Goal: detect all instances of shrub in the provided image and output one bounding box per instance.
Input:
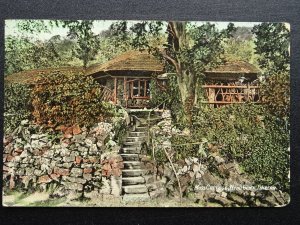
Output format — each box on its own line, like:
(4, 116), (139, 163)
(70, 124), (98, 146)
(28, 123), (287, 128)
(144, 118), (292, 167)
(149, 74), (185, 125)
(31, 70), (115, 128)
(172, 104), (289, 190)
(4, 82), (32, 133)
(260, 71), (290, 119)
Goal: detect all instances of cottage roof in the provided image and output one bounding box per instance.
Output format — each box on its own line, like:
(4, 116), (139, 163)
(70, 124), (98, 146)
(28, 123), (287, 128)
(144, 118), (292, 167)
(5, 67), (85, 85)
(86, 50), (164, 76)
(204, 61), (260, 81)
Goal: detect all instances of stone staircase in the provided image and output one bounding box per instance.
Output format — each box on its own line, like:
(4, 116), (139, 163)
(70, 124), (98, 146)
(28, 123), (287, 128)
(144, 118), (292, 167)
(120, 125), (151, 202)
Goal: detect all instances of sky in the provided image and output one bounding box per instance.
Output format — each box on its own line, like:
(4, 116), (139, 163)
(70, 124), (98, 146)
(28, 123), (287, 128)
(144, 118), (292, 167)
(5, 20), (261, 41)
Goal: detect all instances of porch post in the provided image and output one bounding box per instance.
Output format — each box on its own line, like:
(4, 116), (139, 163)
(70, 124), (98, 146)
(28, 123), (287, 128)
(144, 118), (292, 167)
(114, 77), (117, 104)
(124, 77), (127, 108)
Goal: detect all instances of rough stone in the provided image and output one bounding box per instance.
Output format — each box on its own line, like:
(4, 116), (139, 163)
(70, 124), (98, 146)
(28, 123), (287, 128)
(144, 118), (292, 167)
(70, 168), (83, 177)
(64, 182), (83, 191)
(38, 175), (52, 184)
(54, 167), (70, 176)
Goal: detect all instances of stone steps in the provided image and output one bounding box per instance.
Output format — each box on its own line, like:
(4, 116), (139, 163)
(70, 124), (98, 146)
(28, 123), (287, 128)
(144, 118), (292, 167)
(125, 136), (146, 142)
(120, 123), (151, 202)
(135, 126), (148, 132)
(122, 176), (145, 185)
(122, 169), (146, 177)
(121, 147), (141, 154)
(120, 153), (139, 161)
(122, 184), (148, 194)
(122, 193), (150, 202)
(129, 131), (147, 137)
(123, 141), (142, 147)
(123, 161), (142, 169)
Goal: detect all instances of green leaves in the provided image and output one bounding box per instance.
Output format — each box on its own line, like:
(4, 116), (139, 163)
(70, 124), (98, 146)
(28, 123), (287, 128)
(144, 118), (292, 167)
(252, 23), (290, 75)
(4, 83), (32, 133)
(31, 70), (116, 128)
(260, 71), (290, 118)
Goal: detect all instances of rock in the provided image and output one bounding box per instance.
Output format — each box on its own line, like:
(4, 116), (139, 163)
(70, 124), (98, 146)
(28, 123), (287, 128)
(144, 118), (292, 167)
(270, 190), (286, 205)
(66, 176), (86, 184)
(70, 168), (83, 177)
(214, 196), (233, 206)
(99, 177), (110, 194)
(85, 138), (96, 147)
(83, 173), (92, 181)
(33, 169), (43, 176)
(83, 168), (93, 174)
(62, 162), (73, 168)
(54, 167), (70, 176)
(201, 172), (222, 186)
(214, 155), (225, 165)
(110, 176), (122, 196)
(192, 163), (200, 173)
(228, 193), (247, 205)
(64, 182), (83, 191)
(75, 156), (82, 164)
(89, 144), (98, 154)
(50, 174), (60, 182)
(38, 175), (52, 184)
(221, 192), (227, 198)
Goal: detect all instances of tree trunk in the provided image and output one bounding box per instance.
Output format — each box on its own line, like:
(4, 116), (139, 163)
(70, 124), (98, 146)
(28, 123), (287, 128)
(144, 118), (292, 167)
(177, 70), (196, 125)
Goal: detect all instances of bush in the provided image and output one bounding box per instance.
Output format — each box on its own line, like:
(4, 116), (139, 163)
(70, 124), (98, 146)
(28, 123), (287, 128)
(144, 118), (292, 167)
(4, 83), (32, 133)
(31, 70), (116, 128)
(172, 104), (289, 190)
(149, 74), (185, 125)
(260, 71), (290, 119)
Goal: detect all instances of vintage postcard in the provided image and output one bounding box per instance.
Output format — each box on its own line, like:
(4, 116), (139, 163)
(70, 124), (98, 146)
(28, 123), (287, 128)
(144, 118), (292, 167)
(2, 20), (290, 207)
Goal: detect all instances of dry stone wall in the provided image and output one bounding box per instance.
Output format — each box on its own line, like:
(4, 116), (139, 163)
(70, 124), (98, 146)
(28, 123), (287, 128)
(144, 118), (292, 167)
(3, 119), (126, 199)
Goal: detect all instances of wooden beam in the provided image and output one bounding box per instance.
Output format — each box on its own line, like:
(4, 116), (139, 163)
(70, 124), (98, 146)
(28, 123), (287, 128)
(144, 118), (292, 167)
(114, 77), (117, 104)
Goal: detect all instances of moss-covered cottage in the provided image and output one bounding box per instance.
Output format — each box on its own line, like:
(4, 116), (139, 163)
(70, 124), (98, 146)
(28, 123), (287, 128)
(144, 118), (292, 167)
(5, 50), (261, 108)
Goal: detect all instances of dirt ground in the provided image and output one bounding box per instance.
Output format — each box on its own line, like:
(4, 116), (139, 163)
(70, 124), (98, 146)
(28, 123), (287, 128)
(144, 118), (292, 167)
(2, 191), (204, 207)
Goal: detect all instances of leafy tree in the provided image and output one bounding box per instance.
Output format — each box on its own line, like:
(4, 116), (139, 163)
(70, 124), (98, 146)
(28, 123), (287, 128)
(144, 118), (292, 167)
(60, 20), (101, 68)
(5, 35), (78, 75)
(110, 21), (235, 124)
(252, 23), (290, 119)
(5, 36), (35, 75)
(252, 23), (290, 75)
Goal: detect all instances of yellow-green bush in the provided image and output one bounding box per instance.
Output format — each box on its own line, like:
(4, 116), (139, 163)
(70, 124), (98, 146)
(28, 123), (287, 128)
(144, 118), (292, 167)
(172, 104), (289, 190)
(4, 83), (32, 133)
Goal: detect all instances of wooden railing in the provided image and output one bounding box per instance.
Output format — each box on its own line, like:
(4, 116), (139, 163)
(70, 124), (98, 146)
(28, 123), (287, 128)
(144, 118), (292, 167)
(99, 85), (114, 102)
(201, 84), (260, 107)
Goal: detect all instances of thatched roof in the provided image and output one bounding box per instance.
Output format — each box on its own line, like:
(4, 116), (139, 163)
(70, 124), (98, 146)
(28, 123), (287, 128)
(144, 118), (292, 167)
(5, 67), (85, 85)
(204, 61), (260, 81)
(86, 50), (164, 76)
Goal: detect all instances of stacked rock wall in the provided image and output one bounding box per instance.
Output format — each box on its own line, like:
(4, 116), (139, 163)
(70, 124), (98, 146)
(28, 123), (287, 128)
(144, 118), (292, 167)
(3, 119), (125, 199)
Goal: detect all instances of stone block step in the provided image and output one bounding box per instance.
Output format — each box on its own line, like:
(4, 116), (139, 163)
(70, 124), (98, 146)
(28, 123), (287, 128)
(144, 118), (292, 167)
(122, 169), (147, 177)
(122, 193), (150, 202)
(120, 154), (139, 161)
(126, 136), (146, 142)
(129, 132), (146, 137)
(122, 184), (148, 194)
(123, 161), (142, 169)
(123, 141), (142, 147)
(135, 127), (148, 132)
(121, 147), (141, 154)
(122, 176), (145, 185)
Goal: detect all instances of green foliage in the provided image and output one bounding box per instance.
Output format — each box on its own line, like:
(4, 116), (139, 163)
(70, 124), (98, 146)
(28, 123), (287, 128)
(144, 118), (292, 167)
(61, 20), (101, 68)
(4, 83), (32, 133)
(223, 39), (259, 66)
(172, 104), (289, 190)
(5, 35), (78, 76)
(31, 70), (115, 128)
(149, 74), (183, 119)
(252, 23), (290, 75)
(260, 71), (290, 118)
